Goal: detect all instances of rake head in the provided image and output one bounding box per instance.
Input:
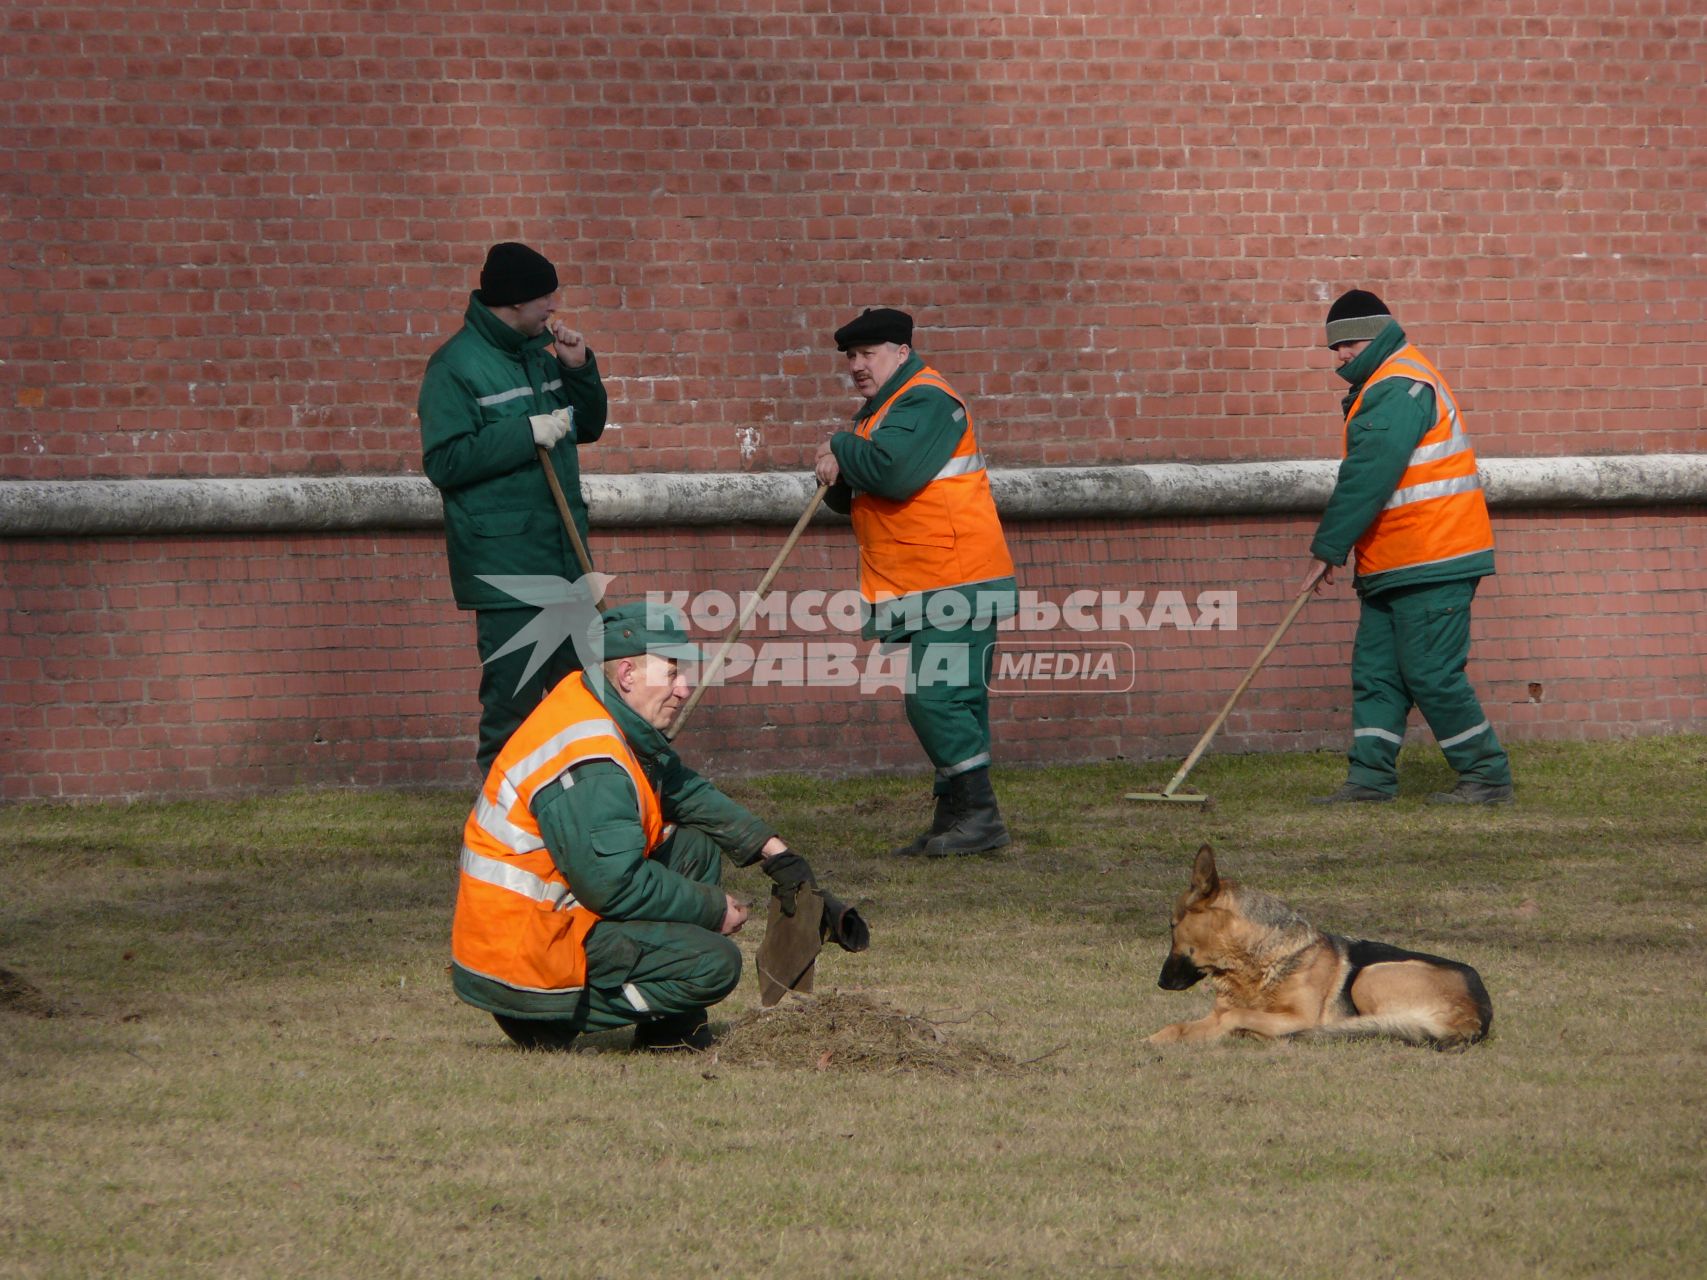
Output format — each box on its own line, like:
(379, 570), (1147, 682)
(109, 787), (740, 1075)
(1124, 789), (1211, 804)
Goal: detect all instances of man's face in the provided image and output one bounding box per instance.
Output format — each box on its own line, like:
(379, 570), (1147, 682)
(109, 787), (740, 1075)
(613, 653), (689, 731)
(1331, 339), (1370, 369)
(502, 292), (558, 338)
(845, 342), (909, 397)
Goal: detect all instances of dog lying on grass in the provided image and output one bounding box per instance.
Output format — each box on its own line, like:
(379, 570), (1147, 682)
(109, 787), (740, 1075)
(1147, 845), (1492, 1049)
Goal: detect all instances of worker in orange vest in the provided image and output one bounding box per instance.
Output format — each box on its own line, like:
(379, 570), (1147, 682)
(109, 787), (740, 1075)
(1302, 290), (1515, 806)
(815, 308), (1020, 855)
(449, 601), (828, 1051)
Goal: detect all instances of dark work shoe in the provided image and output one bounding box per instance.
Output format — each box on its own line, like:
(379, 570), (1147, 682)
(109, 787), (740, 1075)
(892, 790), (955, 857)
(923, 769), (1011, 857)
(493, 1015), (581, 1052)
(1428, 780), (1515, 806)
(631, 1011), (714, 1052)
(1308, 782), (1396, 806)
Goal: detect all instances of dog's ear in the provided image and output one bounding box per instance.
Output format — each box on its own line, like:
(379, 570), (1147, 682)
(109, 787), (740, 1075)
(1188, 843), (1219, 902)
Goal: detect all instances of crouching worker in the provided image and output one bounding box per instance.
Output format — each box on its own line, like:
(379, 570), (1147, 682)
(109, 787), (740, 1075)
(449, 601), (817, 1051)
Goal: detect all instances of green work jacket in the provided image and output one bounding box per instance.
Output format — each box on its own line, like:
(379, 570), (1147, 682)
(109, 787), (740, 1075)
(1309, 320), (1494, 598)
(418, 293), (609, 610)
(825, 352), (1018, 641)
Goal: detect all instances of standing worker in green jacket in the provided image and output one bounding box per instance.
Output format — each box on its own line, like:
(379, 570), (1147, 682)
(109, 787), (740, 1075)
(1302, 289), (1515, 806)
(418, 242), (610, 774)
(814, 308), (1019, 856)
(449, 601), (826, 1051)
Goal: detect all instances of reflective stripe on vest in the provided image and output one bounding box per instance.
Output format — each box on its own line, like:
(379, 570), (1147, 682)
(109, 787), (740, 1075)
(1343, 344), (1493, 578)
(848, 367), (1015, 604)
(451, 673), (663, 996)
(458, 843), (577, 910)
(489, 719), (621, 828)
(1385, 472), (1483, 510)
(847, 447), (985, 497)
(934, 451), (986, 481)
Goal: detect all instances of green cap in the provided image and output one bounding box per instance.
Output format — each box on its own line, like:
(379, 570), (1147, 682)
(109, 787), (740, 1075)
(601, 600), (704, 661)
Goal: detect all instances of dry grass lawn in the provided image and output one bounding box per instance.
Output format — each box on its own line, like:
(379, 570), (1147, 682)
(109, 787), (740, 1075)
(3, 736), (1704, 1278)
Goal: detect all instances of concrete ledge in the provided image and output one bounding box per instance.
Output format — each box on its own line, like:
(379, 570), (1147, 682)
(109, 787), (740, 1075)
(0, 475), (445, 538)
(2, 454), (1703, 537)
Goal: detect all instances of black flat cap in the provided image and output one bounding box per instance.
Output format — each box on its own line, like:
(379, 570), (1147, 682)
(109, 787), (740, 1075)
(834, 307), (913, 352)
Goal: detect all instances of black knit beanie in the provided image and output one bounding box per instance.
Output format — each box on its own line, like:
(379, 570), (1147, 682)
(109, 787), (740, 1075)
(479, 242), (559, 308)
(1324, 289), (1392, 347)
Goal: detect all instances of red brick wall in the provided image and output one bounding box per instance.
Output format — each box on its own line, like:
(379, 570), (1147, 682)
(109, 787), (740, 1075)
(3, 1), (1703, 480)
(4, 510), (1703, 801)
(3, 2), (1705, 798)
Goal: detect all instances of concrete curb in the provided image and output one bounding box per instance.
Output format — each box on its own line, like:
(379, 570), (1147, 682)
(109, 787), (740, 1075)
(2, 454), (1703, 537)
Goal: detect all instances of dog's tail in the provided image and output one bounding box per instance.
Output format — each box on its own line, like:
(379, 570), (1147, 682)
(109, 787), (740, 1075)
(1290, 1011), (1490, 1051)
(1459, 964), (1495, 1043)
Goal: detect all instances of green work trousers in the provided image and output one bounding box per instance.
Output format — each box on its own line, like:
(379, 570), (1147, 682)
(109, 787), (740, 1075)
(900, 622), (998, 790)
(1346, 579), (1512, 795)
(474, 607), (584, 774)
(491, 825), (741, 1045)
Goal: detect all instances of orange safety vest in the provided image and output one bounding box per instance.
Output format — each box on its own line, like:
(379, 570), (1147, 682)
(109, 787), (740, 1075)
(450, 673), (664, 996)
(1343, 344), (1494, 578)
(848, 367), (1015, 604)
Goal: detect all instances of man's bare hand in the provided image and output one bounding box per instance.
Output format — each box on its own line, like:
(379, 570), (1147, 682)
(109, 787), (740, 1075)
(814, 438), (840, 487)
(1302, 559), (1335, 596)
(719, 894), (749, 936)
(548, 320), (588, 368)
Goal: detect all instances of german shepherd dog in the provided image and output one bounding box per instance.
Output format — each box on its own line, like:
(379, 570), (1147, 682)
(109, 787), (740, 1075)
(1148, 845), (1492, 1049)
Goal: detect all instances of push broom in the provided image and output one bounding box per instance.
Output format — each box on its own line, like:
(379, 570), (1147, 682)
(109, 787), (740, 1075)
(1126, 580), (1317, 804)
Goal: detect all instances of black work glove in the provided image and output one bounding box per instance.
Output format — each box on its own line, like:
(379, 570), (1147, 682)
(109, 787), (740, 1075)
(761, 850), (817, 917)
(820, 890), (870, 953)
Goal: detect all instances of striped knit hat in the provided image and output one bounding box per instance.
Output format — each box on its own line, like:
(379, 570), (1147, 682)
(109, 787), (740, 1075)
(1324, 289), (1392, 347)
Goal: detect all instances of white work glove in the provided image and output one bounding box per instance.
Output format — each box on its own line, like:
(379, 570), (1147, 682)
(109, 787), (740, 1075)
(529, 408), (572, 450)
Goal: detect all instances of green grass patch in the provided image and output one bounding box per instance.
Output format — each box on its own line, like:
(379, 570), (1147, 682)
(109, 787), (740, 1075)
(3, 737), (1705, 1277)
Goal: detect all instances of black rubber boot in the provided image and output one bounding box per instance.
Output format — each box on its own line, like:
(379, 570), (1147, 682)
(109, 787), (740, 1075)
(891, 787), (954, 857)
(493, 1015), (581, 1051)
(1307, 782), (1395, 805)
(1427, 779), (1515, 806)
(631, 1010), (713, 1052)
(923, 769), (1011, 857)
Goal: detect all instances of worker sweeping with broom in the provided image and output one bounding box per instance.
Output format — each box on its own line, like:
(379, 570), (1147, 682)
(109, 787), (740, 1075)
(1303, 289), (1515, 806)
(813, 308), (1019, 856)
